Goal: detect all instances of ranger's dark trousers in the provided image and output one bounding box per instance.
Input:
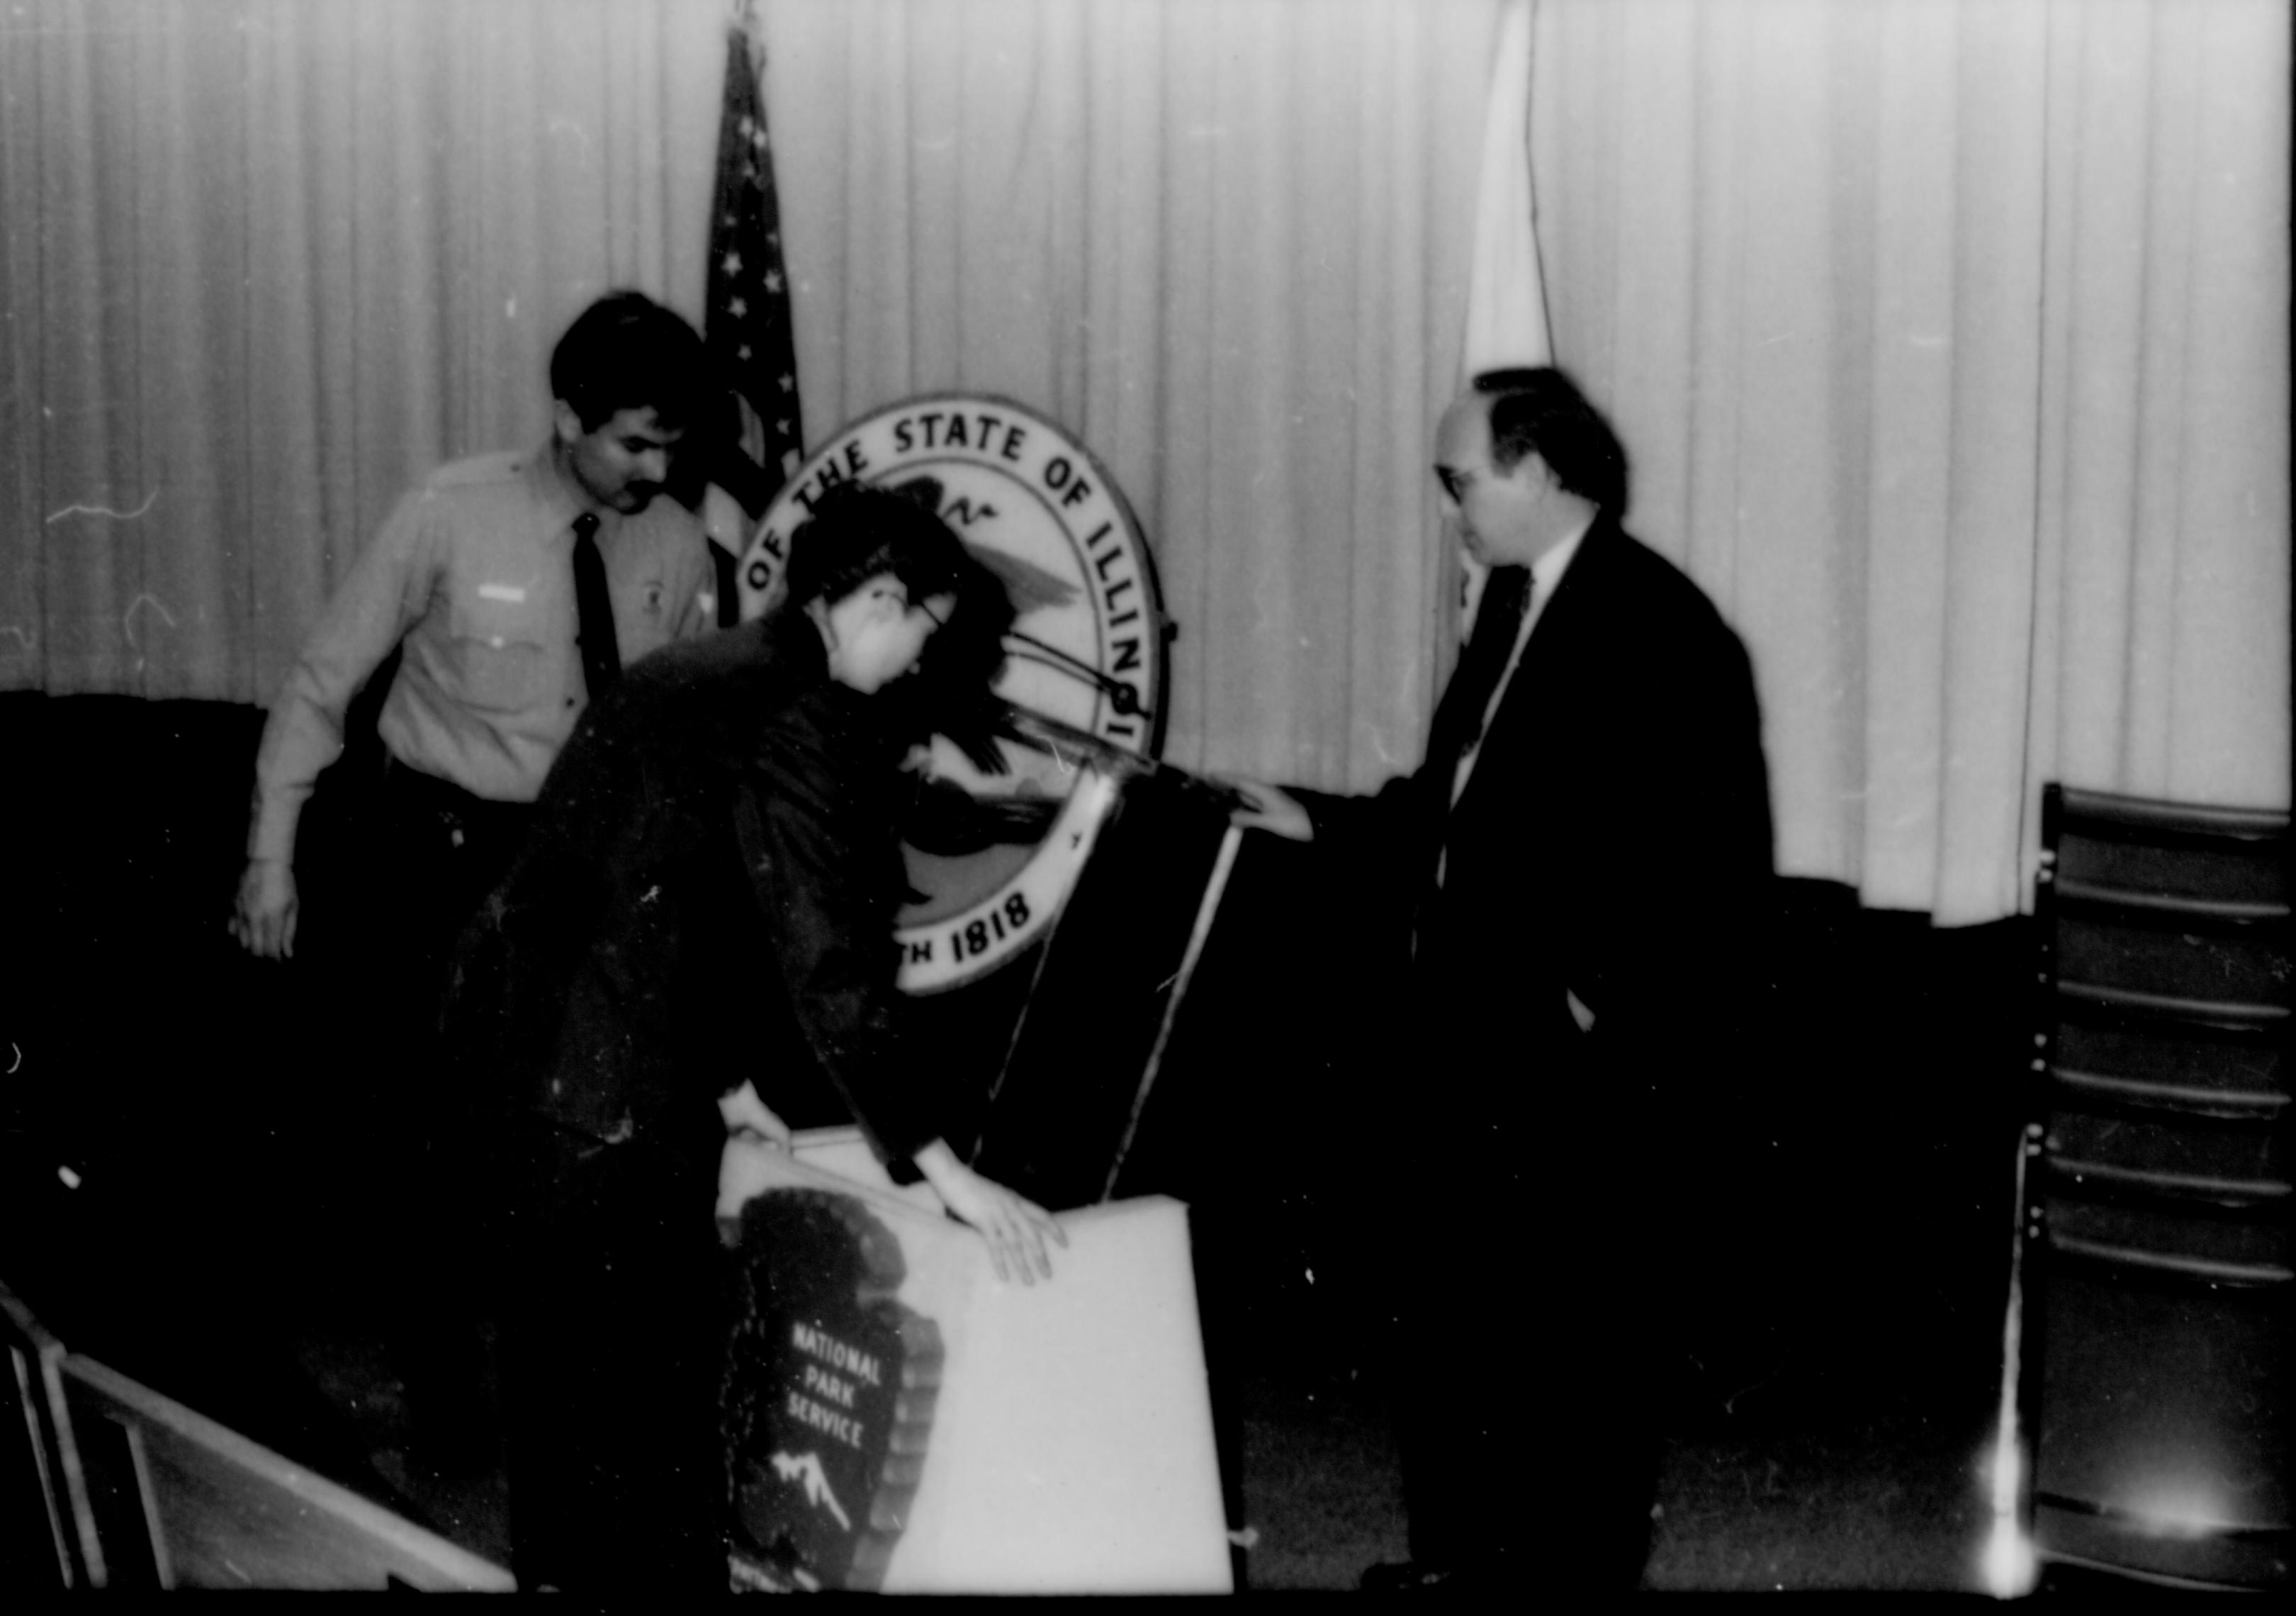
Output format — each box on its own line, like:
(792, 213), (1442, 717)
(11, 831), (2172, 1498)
(498, 1114), (730, 1595)
(334, 760), (531, 1470)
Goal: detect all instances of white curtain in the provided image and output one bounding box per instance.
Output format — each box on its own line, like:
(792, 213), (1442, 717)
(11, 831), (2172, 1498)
(754, 0), (1508, 788)
(1526, 0), (2290, 920)
(4, 0), (2285, 926)
(0, 0), (728, 701)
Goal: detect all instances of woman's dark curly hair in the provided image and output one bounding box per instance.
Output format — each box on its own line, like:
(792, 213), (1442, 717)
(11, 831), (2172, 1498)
(784, 481), (1017, 771)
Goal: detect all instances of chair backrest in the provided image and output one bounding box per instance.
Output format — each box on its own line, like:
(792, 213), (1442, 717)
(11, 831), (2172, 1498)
(2023, 784), (2293, 1589)
(2, 1280), (105, 1589)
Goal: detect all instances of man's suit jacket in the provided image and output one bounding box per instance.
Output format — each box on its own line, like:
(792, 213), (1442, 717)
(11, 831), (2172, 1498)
(1299, 514), (1773, 1166)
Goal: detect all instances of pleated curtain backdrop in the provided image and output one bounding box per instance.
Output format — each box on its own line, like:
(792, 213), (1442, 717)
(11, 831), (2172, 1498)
(1526, 0), (2290, 921)
(753, 0), (1504, 792)
(0, 0), (728, 703)
(1, 0), (2286, 927)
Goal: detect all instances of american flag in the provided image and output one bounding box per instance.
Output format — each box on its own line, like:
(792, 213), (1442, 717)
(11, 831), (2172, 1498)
(704, 13), (804, 545)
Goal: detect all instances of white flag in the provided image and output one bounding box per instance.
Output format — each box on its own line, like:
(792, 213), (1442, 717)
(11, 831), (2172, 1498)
(1463, 0), (1551, 377)
(1459, 0), (1551, 634)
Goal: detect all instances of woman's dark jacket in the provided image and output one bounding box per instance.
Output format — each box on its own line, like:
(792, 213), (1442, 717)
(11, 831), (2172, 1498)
(446, 607), (944, 1174)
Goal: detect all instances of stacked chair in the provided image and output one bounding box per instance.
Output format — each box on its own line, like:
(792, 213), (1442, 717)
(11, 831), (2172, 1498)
(2018, 784), (2292, 1588)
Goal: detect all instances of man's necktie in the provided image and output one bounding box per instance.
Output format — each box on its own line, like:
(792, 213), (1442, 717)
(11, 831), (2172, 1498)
(570, 511), (621, 700)
(711, 542), (741, 629)
(1424, 564), (1531, 789)
(1412, 564), (1531, 955)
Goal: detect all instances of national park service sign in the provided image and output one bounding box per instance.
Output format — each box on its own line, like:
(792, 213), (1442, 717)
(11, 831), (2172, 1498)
(721, 1188), (943, 1593)
(739, 396), (1168, 992)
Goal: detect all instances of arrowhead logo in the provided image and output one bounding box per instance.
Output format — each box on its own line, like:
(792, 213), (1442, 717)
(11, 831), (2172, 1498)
(724, 1189), (943, 1591)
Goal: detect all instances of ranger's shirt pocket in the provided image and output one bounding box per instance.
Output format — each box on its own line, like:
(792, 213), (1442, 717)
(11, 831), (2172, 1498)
(450, 586), (550, 712)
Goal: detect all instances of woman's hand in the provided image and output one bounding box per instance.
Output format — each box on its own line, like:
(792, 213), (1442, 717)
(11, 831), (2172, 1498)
(912, 1140), (1067, 1285)
(719, 1079), (793, 1149)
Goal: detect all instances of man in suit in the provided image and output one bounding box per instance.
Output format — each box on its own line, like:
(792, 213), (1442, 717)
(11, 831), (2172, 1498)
(1236, 366), (1772, 1590)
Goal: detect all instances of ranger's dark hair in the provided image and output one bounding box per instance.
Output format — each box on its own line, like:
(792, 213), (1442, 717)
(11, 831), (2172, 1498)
(549, 290), (710, 433)
(1472, 366), (1630, 516)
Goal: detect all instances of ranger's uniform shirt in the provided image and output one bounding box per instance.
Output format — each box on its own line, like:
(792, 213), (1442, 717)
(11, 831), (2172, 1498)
(249, 444), (715, 864)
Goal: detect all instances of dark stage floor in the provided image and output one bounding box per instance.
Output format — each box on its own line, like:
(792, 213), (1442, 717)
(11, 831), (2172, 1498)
(9, 1096), (2022, 1593)
(191, 1221), (2018, 1593)
(1218, 1205), (2015, 1593)
(2, 700), (2046, 1590)
(6, 923), (2039, 1591)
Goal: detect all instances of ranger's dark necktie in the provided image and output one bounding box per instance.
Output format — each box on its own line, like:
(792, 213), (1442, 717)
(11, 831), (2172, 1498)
(570, 511), (621, 700)
(711, 542), (741, 628)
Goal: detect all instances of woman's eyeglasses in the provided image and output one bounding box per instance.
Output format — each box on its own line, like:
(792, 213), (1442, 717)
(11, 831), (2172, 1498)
(870, 583), (950, 629)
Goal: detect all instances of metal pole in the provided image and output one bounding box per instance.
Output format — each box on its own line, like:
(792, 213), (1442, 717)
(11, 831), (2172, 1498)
(969, 770), (1127, 1161)
(1101, 823), (1244, 1202)
(1981, 1121), (2043, 1597)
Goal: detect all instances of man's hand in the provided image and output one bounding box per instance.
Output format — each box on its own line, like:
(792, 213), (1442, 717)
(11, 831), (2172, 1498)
(1222, 779), (1314, 842)
(230, 858), (299, 959)
(719, 1078), (794, 1150)
(912, 1140), (1067, 1286)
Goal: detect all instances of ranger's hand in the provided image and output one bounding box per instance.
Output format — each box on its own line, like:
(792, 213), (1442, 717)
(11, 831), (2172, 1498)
(230, 858), (299, 959)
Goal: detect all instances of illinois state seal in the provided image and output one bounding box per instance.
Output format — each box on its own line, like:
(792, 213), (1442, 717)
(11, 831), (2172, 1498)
(738, 395), (1168, 992)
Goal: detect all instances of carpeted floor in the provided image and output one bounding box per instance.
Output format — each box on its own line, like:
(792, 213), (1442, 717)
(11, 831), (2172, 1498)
(1211, 1236), (2014, 1593)
(1643, 1352), (2005, 1593)
(7, 993), (2035, 1595)
(11, 1102), (2030, 1595)
(269, 1264), (2013, 1593)
(3, 713), (2059, 1593)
